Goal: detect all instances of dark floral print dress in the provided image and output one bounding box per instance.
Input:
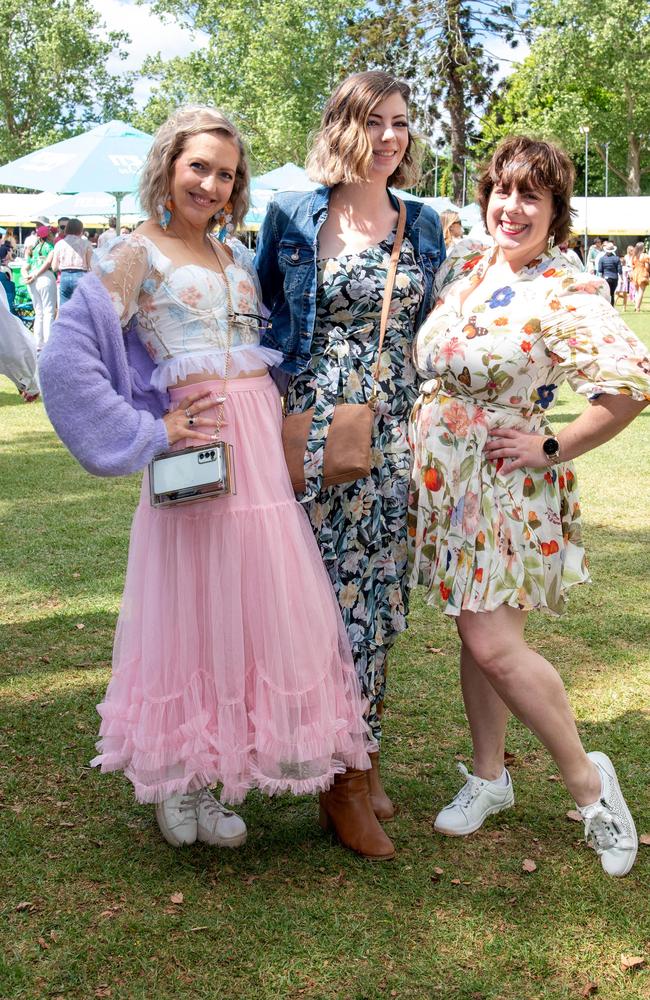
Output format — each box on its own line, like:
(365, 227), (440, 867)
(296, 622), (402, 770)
(285, 235), (425, 743)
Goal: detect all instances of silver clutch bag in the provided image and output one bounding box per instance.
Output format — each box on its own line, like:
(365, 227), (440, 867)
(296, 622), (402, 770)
(149, 441), (236, 507)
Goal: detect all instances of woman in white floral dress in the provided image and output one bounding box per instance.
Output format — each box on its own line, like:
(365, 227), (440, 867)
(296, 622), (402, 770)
(409, 137), (650, 876)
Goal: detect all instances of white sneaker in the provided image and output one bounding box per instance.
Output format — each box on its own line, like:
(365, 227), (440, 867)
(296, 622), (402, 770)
(578, 752), (638, 877)
(155, 790), (200, 847)
(197, 788), (247, 848)
(434, 763), (515, 836)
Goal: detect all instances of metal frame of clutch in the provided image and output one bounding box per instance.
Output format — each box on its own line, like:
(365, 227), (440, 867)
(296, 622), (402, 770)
(148, 441), (236, 508)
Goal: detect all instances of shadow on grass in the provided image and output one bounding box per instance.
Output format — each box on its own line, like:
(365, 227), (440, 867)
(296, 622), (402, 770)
(0, 388), (25, 408)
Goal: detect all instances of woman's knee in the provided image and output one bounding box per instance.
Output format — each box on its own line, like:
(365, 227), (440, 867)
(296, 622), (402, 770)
(458, 615), (522, 682)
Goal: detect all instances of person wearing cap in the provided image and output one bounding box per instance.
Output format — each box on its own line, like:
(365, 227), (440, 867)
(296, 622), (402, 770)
(25, 225), (56, 349)
(597, 240), (623, 305)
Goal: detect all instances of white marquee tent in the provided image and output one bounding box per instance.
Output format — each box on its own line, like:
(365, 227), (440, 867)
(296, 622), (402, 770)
(570, 197), (650, 237)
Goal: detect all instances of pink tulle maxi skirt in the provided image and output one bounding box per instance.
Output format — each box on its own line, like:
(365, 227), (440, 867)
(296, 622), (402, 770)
(91, 374), (374, 804)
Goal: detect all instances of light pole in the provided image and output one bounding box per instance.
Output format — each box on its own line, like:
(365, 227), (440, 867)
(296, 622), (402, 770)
(579, 125), (590, 260)
(434, 149), (439, 198)
(604, 141), (610, 197)
(461, 157), (467, 207)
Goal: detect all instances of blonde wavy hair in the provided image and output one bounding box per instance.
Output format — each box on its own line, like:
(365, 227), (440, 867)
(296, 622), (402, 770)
(139, 105), (250, 231)
(306, 71), (421, 189)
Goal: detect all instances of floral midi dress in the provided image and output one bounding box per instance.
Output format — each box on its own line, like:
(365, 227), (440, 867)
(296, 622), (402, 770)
(408, 241), (650, 617)
(286, 235), (425, 743)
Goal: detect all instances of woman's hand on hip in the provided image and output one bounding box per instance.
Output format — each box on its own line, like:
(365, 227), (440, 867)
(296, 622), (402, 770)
(485, 427), (548, 474)
(163, 387), (221, 446)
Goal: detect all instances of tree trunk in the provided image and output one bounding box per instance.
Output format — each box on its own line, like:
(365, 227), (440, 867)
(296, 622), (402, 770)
(445, 0), (467, 205)
(626, 134), (641, 196)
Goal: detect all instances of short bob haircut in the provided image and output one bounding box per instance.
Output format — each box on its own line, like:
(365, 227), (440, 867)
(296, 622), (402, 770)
(64, 217), (83, 236)
(139, 105), (250, 231)
(476, 135), (575, 245)
(306, 71), (421, 189)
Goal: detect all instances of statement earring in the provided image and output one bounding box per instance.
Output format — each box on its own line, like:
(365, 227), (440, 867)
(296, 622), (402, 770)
(157, 197), (173, 231)
(547, 232), (556, 251)
(215, 200), (234, 242)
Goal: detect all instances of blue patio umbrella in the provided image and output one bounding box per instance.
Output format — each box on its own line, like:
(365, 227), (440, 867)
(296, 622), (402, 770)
(0, 121), (153, 230)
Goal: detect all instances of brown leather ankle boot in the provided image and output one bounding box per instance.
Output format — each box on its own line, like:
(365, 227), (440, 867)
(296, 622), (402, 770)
(367, 751), (396, 821)
(319, 768), (395, 860)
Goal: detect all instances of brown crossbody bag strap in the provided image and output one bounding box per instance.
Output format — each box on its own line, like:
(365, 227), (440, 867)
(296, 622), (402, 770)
(282, 197), (407, 494)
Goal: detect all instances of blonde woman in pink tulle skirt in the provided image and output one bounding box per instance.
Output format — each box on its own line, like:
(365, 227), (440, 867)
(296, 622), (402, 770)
(39, 107), (387, 857)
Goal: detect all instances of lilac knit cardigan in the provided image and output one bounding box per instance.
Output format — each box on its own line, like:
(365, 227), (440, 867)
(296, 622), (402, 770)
(39, 273), (170, 476)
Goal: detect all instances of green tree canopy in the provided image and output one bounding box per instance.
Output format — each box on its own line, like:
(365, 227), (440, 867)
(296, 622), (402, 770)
(0, 0), (134, 167)
(479, 0), (650, 195)
(135, 0), (366, 171)
(351, 0), (528, 202)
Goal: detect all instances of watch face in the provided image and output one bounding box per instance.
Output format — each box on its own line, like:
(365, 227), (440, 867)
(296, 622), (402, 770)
(543, 437), (560, 456)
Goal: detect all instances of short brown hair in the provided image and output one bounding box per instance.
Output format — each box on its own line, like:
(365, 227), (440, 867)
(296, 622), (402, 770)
(476, 136), (575, 244)
(139, 105), (250, 231)
(64, 218), (83, 236)
(306, 71), (421, 189)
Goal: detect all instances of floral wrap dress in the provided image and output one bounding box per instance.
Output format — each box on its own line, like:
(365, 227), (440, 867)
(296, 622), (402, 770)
(286, 235), (425, 742)
(408, 241), (650, 617)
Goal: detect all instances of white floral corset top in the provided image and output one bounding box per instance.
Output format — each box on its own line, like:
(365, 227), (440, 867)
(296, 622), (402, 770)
(93, 232), (281, 390)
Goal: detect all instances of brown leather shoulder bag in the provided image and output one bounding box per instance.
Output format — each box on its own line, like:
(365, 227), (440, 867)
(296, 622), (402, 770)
(282, 199), (407, 494)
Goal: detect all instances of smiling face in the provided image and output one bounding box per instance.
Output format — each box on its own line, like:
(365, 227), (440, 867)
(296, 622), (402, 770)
(486, 178), (554, 269)
(365, 91), (409, 181)
(169, 132), (239, 231)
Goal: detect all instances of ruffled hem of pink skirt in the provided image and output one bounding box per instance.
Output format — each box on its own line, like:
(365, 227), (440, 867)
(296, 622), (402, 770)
(91, 376), (375, 804)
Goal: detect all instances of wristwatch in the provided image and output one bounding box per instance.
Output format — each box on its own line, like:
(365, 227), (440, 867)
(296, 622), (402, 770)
(542, 436), (561, 463)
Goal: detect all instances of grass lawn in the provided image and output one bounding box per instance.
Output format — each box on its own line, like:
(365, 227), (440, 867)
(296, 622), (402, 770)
(1, 311), (648, 1000)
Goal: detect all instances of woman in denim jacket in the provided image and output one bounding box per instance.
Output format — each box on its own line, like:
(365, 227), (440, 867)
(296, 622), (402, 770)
(255, 71), (445, 859)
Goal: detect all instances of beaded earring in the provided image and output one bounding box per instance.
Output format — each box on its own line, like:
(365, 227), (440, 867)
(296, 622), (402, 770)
(157, 197), (173, 231)
(215, 201), (234, 242)
(547, 233), (556, 251)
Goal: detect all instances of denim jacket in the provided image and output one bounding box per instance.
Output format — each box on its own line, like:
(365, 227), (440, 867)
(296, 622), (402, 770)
(255, 186), (446, 374)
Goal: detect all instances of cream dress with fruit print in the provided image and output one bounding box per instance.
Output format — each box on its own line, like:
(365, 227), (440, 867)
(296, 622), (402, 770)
(408, 240), (650, 616)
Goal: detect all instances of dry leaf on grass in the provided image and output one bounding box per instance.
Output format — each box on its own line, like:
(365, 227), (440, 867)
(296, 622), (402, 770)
(639, 833), (650, 846)
(15, 901), (34, 912)
(170, 892), (184, 905)
(74, 623), (85, 630)
(450, 878), (462, 885)
(521, 858), (537, 873)
(547, 774), (561, 782)
(95, 988), (112, 998)
(37, 936), (49, 950)
(581, 982), (598, 996)
(566, 809), (583, 823)
(620, 955), (645, 971)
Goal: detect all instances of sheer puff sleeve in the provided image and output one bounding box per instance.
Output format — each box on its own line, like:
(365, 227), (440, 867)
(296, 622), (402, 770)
(541, 272), (650, 403)
(91, 235), (159, 328)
